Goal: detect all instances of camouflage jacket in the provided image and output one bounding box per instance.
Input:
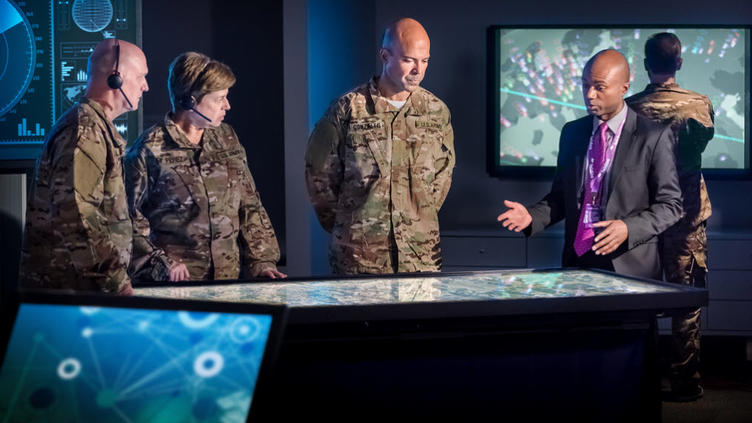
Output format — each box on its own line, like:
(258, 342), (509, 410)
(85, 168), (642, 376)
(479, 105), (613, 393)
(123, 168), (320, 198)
(124, 115), (280, 282)
(626, 83), (714, 225)
(305, 77), (455, 274)
(19, 98), (133, 294)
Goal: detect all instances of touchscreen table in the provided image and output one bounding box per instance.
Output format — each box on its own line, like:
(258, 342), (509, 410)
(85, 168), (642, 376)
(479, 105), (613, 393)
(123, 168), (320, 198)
(135, 268), (707, 420)
(136, 269), (703, 325)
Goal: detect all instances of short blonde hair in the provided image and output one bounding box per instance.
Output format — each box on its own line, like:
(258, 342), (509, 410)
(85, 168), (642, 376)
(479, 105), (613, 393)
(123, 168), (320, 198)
(168, 51), (236, 111)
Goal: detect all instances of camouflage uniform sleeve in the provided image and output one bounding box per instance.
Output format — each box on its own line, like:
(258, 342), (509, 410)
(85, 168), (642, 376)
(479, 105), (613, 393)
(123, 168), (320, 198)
(432, 108), (455, 209)
(234, 133), (281, 277)
(682, 97), (715, 154)
(53, 126), (132, 293)
(123, 145), (174, 282)
(304, 99), (345, 232)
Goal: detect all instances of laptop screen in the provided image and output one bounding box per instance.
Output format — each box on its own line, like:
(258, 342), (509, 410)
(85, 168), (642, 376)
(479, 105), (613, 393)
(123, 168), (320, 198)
(0, 295), (284, 422)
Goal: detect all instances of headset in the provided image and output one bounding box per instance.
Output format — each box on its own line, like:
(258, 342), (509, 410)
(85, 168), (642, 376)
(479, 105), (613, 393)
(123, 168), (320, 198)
(106, 39), (134, 110)
(177, 59), (212, 122)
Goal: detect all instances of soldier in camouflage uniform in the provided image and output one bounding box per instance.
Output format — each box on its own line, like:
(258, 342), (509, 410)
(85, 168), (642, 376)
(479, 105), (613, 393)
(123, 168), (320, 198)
(19, 39), (149, 295)
(626, 32), (714, 401)
(125, 52), (283, 283)
(305, 18), (455, 275)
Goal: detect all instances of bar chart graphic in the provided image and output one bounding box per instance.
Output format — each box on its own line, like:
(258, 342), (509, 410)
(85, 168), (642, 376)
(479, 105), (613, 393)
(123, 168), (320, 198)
(17, 119), (46, 137)
(1, 0), (141, 153)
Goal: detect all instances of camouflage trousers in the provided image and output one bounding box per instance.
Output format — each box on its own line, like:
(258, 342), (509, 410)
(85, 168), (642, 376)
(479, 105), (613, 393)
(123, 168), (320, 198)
(660, 219), (707, 389)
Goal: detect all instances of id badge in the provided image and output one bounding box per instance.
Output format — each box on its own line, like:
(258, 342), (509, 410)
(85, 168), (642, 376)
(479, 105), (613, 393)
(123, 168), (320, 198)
(583, 204), (602, 229)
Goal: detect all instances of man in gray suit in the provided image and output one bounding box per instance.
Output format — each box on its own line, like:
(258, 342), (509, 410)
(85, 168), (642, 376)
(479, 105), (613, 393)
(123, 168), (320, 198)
(497, 49), (682, 280)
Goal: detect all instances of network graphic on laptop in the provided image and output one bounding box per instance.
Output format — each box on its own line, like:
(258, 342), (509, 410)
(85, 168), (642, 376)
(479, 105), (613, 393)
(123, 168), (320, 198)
(0, 304), (272, 422)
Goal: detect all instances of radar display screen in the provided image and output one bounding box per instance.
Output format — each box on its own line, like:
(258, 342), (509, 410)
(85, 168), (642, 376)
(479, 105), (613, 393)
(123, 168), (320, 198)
(0, 0), (141, 160)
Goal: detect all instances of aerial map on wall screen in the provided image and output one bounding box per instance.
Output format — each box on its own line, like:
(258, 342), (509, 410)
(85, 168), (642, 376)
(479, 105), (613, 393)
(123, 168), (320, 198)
(494, 27), (747, 170)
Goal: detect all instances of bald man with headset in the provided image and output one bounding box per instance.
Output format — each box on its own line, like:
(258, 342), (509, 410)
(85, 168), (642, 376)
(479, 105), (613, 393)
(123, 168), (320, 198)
(20, 38), (149, 296)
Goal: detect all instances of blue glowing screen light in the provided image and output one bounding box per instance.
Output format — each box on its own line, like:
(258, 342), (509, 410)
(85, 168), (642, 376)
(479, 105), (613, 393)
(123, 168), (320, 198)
(0, 0), (36, 118)
(0, 303), (272, 422)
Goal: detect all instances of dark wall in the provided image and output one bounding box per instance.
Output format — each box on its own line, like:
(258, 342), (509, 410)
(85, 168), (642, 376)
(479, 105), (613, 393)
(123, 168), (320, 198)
(141, 0), (214, 127)
(370, 0), (752, 232)
(212, 2), (286, 257)
(307, 0), (376, 274)
(142, 0), (286, 257)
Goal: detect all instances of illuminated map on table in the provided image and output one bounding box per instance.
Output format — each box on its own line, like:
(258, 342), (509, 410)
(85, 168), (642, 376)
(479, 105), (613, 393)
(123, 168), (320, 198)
(136, 269), (680, 307)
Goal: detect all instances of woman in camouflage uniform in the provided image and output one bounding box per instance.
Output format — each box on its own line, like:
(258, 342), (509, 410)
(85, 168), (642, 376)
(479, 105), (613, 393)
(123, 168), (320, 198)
(125, 52), (285, 282)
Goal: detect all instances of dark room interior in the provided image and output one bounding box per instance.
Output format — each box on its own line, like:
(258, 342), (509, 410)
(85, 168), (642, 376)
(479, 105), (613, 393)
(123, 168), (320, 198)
(0, 0), (751, 421)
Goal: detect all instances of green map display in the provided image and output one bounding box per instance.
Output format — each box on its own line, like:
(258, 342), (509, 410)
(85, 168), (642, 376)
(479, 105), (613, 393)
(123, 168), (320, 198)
(493, 27), (748, 170)
(136, 269), (681, 307)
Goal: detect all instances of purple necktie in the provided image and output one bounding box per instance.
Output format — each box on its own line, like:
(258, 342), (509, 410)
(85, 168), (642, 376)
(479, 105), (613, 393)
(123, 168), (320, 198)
(573, 122), (609, 257)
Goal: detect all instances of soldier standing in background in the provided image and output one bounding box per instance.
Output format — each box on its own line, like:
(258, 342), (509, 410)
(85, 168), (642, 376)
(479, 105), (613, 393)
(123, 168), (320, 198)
(305, 18), (455, 275)
(19, 39), (149, 295)
(125, 52), (284, 283)
(627, 32), (715, 402)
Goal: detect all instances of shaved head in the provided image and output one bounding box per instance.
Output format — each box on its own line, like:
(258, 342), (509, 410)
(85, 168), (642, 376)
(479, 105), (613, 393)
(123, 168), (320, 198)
(582, 49), (630, 121)
(85, 38), (148, 119)
(378, 18), (431, 100)
(585, 49), (630, 85)
(381, 18), (430, 51)
(87, 38), (145, 81)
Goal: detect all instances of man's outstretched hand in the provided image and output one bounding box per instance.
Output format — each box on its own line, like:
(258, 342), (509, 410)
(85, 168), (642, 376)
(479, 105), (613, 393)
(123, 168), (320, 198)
(496, 200), (532, 233)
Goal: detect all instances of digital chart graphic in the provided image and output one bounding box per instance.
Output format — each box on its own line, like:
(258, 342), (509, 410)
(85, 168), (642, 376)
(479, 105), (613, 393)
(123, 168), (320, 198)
(0, 0), (140, 159)
(0, 303), (273, 422)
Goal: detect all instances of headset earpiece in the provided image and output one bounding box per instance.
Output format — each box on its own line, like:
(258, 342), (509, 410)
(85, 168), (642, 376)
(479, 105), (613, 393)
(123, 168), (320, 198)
(107, 72), (123, 89)
(176, 58), (212, 122)
(109, 40), (123, 89)
(180, 94), (211, 122)
(108, 39), (133, 109)
(179, 95), (197, 111)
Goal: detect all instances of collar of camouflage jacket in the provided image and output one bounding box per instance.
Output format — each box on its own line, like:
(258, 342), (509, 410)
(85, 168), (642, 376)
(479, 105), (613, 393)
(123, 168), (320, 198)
(162, 113), (231, 154)
(79, 97), (127, 148)
(368, 76), (429, 116)
(163, 113), (204, 150)
(644, 82), (681, 92)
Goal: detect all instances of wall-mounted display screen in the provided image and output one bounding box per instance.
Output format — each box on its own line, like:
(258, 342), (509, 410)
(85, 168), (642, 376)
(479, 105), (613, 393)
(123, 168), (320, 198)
(0, 0), (141, 161)
(488, 26), (750, 176)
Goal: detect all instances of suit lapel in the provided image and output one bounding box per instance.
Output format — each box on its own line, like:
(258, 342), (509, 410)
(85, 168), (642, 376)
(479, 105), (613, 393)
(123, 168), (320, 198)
(571, 118), (592, 197)
(607, 108), (638, 196)
(562, 118), (592, 263)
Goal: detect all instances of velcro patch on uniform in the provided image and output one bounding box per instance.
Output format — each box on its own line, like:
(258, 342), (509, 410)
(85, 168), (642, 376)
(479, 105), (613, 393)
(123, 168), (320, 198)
(349, 121), (384, 132)
(415, 120), (443, 130)
(214, 149), (245, 161)
(158, 155), (189, 164)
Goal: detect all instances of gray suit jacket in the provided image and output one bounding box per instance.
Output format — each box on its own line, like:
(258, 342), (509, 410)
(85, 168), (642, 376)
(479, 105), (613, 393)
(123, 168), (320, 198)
(526, 107), (683, 280)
